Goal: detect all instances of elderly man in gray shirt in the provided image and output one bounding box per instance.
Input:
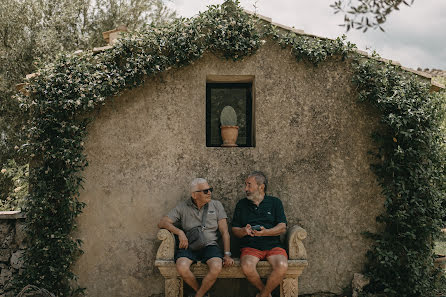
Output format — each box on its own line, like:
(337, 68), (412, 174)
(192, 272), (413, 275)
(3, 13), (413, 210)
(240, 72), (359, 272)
(158, 178), (234, 297)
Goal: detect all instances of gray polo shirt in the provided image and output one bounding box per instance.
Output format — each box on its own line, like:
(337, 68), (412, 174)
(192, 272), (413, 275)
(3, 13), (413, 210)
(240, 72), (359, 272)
(167, 198), (228, 247)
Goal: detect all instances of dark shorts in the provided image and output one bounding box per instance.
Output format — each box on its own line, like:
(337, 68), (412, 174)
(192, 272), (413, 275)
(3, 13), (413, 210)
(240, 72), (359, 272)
(175, 245), (223, 263)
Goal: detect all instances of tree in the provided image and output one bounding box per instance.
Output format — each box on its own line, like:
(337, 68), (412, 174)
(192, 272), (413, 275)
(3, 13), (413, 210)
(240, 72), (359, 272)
(331, 0), (415, 31)
(0, 0), (176, 209)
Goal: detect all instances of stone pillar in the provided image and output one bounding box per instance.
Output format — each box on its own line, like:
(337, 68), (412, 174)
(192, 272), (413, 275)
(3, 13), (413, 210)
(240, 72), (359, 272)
(280, 277), (299, 297)
(164, 277), (183, 297)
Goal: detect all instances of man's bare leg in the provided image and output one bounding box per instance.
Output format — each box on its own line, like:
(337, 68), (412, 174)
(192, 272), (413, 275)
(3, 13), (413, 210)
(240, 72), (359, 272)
(241, 255), (264, 291)
(195, 257), (222, 297)
(258, 254), (288, 297)
(176, 257), (200, 292)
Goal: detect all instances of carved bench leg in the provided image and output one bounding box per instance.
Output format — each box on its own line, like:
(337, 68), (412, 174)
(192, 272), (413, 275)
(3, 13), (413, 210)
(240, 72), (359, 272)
(280, 277), (298, 297)
(165, 278), (183, 297)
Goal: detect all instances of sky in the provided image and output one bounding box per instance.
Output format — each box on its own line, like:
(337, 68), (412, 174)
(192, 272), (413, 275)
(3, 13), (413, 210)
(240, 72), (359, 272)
(165, 0), (446, 71)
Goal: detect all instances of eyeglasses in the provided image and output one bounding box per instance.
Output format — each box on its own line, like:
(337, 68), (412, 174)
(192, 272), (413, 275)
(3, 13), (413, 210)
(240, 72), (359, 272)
(194, 187), (213, 194)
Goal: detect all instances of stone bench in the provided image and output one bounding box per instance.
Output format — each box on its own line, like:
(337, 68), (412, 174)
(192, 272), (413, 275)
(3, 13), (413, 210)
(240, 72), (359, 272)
(155, 225), (308, 297)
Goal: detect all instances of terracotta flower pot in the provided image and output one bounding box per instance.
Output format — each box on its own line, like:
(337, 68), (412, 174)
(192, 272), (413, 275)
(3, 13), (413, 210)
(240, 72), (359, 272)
(220, 125), (239, 147)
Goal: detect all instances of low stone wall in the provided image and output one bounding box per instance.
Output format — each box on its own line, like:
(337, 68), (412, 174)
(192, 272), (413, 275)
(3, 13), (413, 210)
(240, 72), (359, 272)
(0, 211), (26, 297)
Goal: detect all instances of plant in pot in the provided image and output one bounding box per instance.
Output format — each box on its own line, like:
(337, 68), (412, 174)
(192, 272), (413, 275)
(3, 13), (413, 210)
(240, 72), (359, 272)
(220, 106), (239, 147)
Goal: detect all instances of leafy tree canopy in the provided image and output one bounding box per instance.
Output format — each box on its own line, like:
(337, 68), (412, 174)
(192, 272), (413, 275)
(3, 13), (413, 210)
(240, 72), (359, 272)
(331, 0), (415, 31)
(0, 0), (175, 208)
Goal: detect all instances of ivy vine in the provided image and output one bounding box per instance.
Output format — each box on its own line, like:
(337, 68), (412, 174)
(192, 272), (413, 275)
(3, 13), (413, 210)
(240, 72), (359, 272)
(353, 57), (446, 297)
(15, 0), (445, 296)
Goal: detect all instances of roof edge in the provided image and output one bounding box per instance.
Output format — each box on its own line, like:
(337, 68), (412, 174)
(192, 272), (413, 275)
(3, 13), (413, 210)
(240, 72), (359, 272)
(0, 210), (26, 220)
(17, 8), (445, 93)
(431, 80), (446, 92)
(243, 8), (442, 89)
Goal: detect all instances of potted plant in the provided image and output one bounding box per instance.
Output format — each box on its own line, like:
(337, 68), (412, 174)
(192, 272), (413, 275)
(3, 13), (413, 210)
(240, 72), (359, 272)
(220, 106), (239, 147)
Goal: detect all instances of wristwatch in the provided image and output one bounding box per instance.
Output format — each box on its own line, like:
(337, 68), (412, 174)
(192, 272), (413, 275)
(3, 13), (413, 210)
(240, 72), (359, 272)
(224, 251), (232, 256)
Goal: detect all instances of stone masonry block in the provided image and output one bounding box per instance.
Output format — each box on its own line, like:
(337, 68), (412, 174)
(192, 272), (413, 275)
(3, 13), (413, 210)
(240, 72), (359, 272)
(0, 267), (13, 286)
(15, 222), (27, 249)
(10, 250), (25, 269)
(0, 249), (11, 262)
(0, 222), (14, 248)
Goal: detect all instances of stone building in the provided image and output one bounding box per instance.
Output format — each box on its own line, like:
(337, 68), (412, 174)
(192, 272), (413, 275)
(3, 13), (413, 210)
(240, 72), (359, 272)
(71, 14), (443, 297)
(9, 6), (445, 297)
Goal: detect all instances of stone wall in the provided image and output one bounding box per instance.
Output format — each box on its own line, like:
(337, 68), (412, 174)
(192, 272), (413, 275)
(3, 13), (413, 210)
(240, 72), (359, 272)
(72, 40), (390, 297)
(0, 211), (26, 297)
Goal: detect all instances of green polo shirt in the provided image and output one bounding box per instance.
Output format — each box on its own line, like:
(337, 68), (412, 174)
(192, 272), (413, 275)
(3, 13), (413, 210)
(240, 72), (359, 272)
(232, 195), (287, 251)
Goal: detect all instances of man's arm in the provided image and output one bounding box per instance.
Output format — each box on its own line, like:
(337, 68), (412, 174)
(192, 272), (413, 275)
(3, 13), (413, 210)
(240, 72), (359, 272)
(158, 216), (189, 249)
(232, 225), (255, 238)
(252, 222), (286, 237)
(218, 218), (234, 267)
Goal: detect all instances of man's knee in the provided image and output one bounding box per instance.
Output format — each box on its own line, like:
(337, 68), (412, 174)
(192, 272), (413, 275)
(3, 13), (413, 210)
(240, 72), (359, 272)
(272, 259), (288, 275)
(176, 258), (192, 275)
(207, 258), (222, 276)
(241, 259), (258, 276)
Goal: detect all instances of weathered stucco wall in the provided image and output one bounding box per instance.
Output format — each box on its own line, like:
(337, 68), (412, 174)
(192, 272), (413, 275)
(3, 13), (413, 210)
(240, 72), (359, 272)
(73, 41), (384, 296)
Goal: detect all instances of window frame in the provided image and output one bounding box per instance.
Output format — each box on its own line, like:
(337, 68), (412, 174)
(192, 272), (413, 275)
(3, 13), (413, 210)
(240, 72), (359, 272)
(205, 82), (254, 147)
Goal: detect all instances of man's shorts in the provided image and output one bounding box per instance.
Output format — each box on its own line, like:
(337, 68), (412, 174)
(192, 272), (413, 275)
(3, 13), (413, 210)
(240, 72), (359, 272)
(240, 247), (288, 260)
(175, 245), (223, 263)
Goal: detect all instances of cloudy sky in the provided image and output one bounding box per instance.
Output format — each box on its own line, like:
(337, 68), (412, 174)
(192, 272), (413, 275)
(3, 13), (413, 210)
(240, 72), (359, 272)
(165, 0), (446, 71)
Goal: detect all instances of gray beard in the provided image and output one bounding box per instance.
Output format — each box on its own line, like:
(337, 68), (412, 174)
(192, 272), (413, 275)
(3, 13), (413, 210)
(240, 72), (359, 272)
(247, 192), (261, 202)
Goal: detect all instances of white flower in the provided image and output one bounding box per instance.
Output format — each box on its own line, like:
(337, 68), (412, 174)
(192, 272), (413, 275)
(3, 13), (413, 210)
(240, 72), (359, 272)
(1, 169), (6, 174)
(14, 186), (22, 193)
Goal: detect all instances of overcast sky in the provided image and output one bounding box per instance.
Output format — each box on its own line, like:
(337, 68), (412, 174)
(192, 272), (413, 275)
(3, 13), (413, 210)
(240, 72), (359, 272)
(165, 0), (446, 71)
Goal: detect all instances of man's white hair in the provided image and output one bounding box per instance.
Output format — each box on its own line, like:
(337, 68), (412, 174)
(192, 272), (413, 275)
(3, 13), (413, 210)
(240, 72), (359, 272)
(190, 178), (208, 192)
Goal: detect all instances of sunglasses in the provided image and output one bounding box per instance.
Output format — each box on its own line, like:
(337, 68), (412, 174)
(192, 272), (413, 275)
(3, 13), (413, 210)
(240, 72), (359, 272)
(194, 187), (213, 194)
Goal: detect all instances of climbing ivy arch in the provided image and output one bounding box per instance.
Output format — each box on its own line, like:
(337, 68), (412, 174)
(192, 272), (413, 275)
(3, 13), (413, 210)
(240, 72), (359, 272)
(16, 1), (445, 296)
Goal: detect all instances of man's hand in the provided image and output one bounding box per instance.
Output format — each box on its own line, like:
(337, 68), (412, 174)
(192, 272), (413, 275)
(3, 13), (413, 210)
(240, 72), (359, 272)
(245, 224), (255, 237)
(223, 255), (234, 267)
(178, 230), (189, 249)
(253, 226), (267, 237)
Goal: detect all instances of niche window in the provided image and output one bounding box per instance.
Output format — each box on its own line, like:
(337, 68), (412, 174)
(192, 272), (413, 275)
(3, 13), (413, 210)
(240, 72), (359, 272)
(206, 82), (254, 147)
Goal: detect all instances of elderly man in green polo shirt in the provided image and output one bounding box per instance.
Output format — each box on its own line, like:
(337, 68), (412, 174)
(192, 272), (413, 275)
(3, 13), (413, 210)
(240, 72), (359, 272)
(232, 171), (288, 297)
(158, 178), (234, 297)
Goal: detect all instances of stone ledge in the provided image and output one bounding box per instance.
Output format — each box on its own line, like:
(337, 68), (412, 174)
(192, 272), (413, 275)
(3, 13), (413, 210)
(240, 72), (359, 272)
(0, 211), (26, 220)
(431, 80), (445, 92)
(243, 9), (272, 23)
(93, 45), (113, 53)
